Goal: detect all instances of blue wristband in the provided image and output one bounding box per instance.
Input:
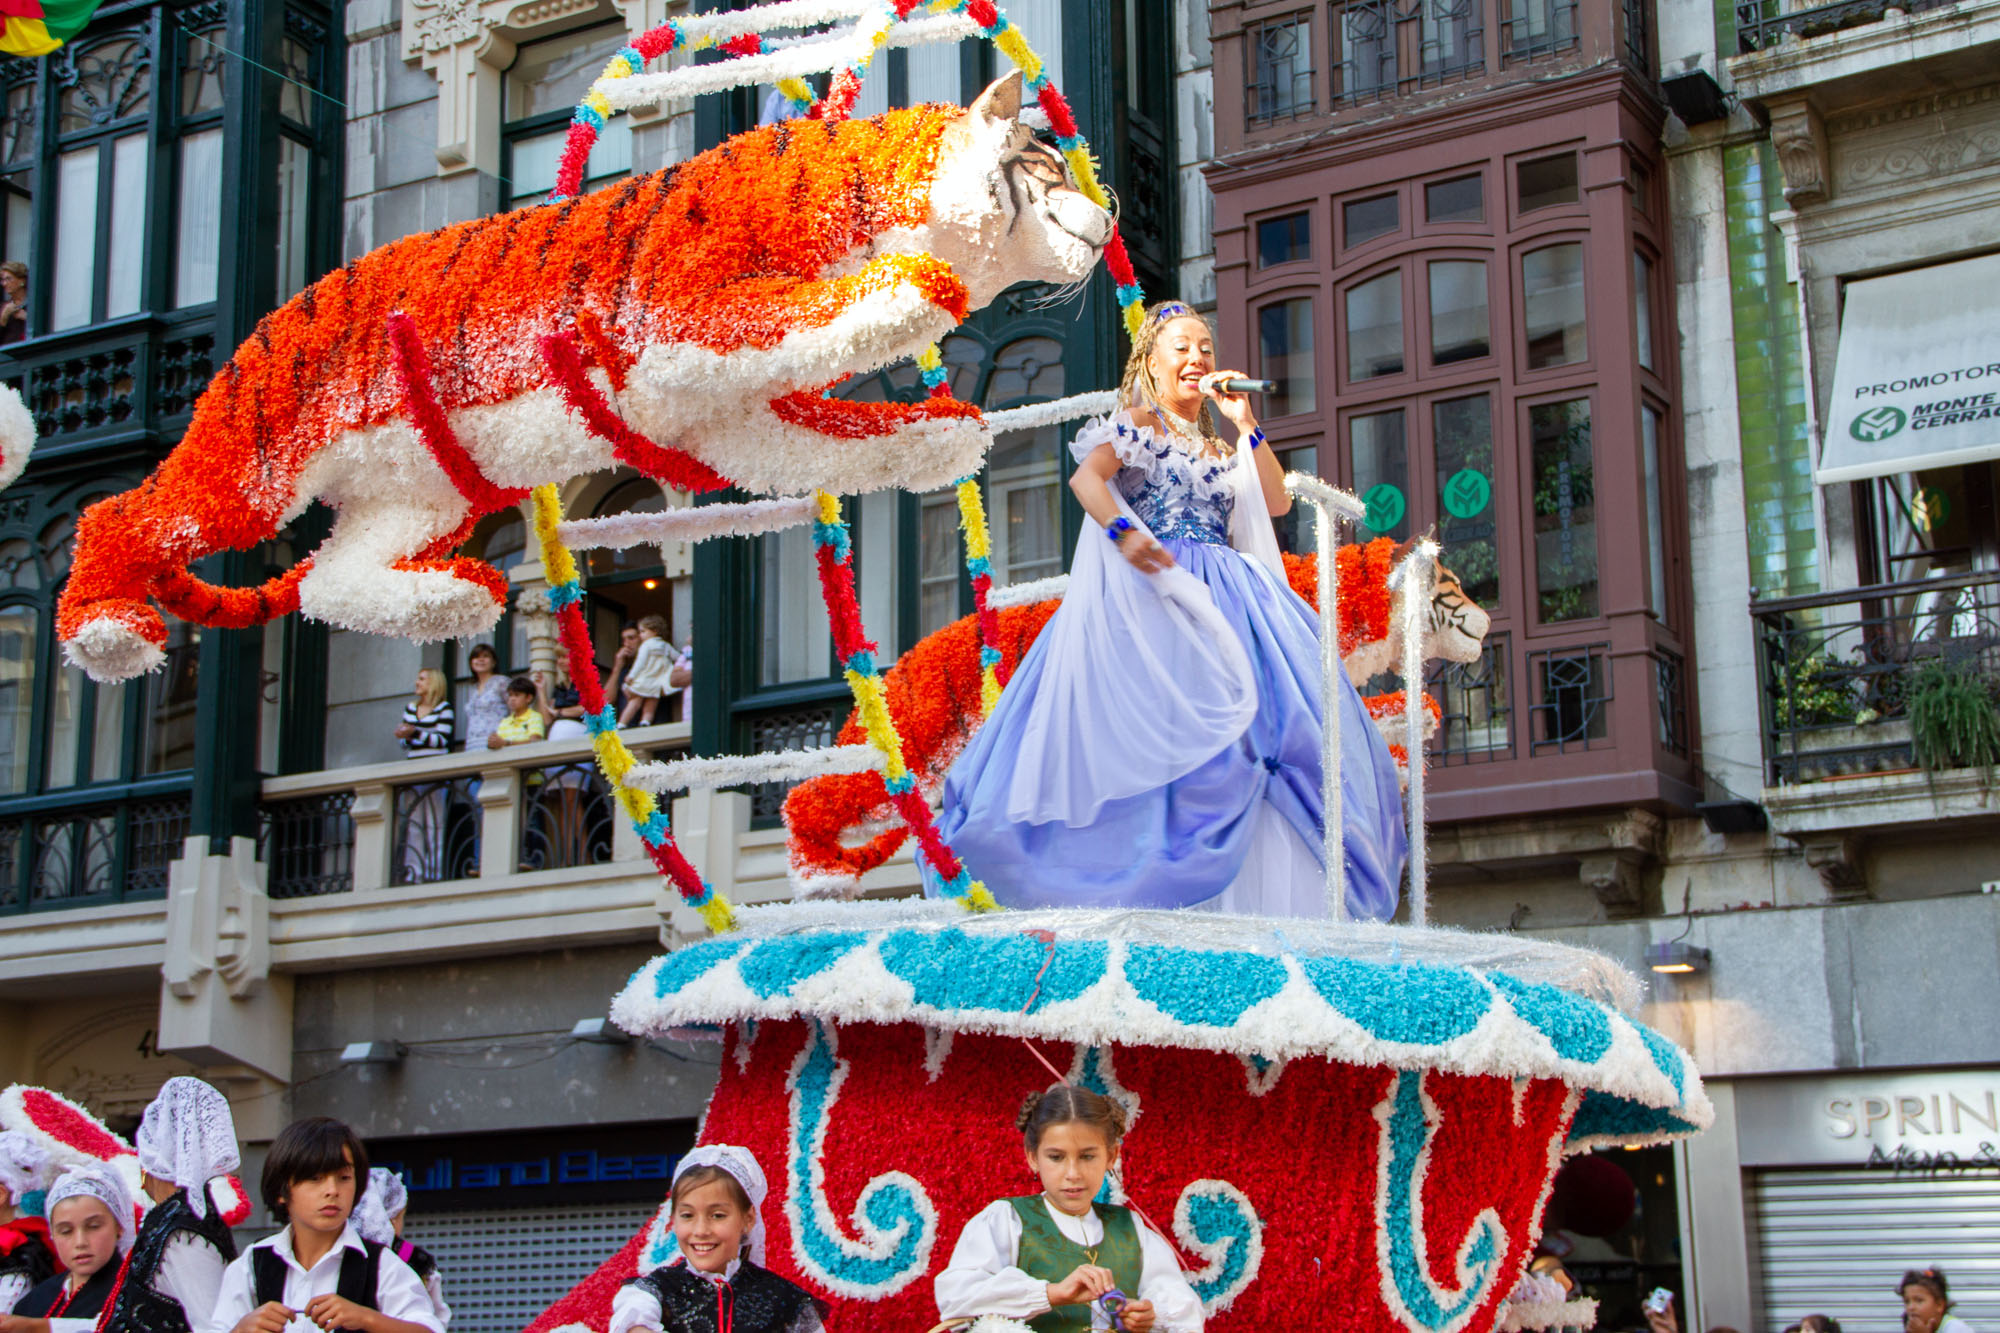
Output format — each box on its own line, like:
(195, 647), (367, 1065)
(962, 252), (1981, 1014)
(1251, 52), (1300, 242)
(1248, 428), (1266, 450)
(1106, 516), (1135, 542)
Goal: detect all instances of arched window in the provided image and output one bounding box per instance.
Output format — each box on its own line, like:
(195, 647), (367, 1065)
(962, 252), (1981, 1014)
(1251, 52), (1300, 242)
(583, 476), (682, 693)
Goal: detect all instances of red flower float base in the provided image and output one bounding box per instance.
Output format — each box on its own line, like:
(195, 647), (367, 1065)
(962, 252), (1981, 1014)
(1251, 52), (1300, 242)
(528, 903), (1708, 1333)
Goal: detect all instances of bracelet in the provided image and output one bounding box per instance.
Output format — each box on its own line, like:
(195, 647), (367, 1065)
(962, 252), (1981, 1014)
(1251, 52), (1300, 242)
(1105, 516), (1135, 543)
(1247, 428), (1266, 451)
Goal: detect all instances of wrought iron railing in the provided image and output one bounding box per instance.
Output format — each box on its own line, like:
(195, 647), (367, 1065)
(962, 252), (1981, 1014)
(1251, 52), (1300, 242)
(1248, 11), (1316, 122)
(747, 704), (843, 822)
(390, 775), (482, 886)
(0, 311), (216, 453)
(1424, 633), (1514, 764)
(0, 788), (190, 910)
(1527, 642), (1612, 755)
(260, 791), (356, 898)
(1753, 570), (2000, 785)
(1734, 0), (1958, 52)
(520, 762), (616, 872)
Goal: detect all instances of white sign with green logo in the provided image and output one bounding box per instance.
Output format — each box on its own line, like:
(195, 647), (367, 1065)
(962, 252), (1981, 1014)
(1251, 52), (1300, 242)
(1817, 252), (2000, 485)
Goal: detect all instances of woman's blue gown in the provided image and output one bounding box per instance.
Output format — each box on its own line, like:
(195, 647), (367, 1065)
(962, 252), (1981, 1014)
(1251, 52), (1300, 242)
(922, 415), (1409, 921)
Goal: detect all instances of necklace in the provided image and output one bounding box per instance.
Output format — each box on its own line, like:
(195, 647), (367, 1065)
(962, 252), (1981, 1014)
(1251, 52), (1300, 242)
(1153, 400), (1225, 461)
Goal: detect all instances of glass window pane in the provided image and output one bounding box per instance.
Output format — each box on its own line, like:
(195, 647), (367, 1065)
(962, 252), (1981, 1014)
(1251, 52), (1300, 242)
(1529, 398), (1596, 622)
(175, 128), (223, 308)
(0, 605), (34, 793)
(586, 478), (664, 578)
(142, 623), (200, 774)
(509, 118), (631, 207)
(985, 337), (1064, 406)
(1425, 174), (1483, 223)
(1276, 443), (1318, 555)
(857, 490), (899, 654)
(276, 136), (311, 301)
(1343, 192), (1397, 247)
(1634, 251), (1655, 371)
(5, 186), (30, 279)
(1256, 297), (1316, 417)
(93, 676), (125, 781)
(59, 34), (151, 133)
(1434, 394), (1498, 609)
(918, 490), (961, 636)
(1349, 409), (1408, 540)
(507, 24), (634, 119)
(1345, 271), (1403, 381)
(278, 37), (313, 124)
(182, 26), (227, 115)
(1256, 211), (1311, 268)
(1338, 4), (1394, 100)
(1004, 0), (1065, 97)
(2, 79), (35, 165)
(906, 40), (960, 104)
(1428, 260), (1488, 365)
(1517, 152), (1578, 211)
(1522, 242), (1585, 369)
(45, 662), (81, 788)
(51, 146), (100, 331)
(1643, 405), (1667, 616)
(759, 526), (833, 685)
(105, 133), (147, 319)
(1249, 14), (1309, 120)
(989, 428), (1062, 586)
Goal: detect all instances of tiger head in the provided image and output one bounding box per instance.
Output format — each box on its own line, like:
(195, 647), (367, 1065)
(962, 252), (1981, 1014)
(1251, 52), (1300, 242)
(1422, 562), (1491, 664)
(905, 72), (1113, 308)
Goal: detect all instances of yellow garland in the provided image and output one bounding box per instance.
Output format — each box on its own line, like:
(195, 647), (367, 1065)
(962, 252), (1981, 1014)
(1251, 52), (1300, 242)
(955, 477), (991, 561)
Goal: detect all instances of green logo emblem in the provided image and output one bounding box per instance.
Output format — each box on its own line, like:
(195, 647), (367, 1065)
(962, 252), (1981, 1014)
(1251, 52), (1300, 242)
(1910, 486), (1949, 533)
(1850, 407), (1906, 442)
(1442, 469), (1491, 520)
(1362, 483), (1406, 534)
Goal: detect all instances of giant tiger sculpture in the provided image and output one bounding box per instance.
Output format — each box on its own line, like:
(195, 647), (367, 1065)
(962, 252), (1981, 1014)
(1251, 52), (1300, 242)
(39, 73), (1109, 683)
(785, 537), (1493, 898)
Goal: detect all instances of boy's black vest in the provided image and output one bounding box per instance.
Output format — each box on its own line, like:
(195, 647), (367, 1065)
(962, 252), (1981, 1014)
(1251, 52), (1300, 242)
(627, 1259), (823, 1333)
(103, 1187), (240, 1333)
(251, 1235), (385, 1331)
(0, 1217), (58, 1296)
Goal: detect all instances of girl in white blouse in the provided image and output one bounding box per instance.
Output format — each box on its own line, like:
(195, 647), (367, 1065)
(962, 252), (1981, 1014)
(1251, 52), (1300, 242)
(934, 1085), (1203, 1333)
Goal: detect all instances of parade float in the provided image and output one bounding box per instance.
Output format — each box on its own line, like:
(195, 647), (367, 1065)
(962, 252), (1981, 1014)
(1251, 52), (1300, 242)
(20, 0), (1712, 1328)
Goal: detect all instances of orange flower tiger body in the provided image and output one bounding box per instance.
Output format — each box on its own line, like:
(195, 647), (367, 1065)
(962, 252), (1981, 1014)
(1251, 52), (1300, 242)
(55, 74), (1112, 681)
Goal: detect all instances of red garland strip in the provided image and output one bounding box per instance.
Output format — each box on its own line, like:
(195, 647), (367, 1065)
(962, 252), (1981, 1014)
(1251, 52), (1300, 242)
(812, 543), (878, 665)
(149, 560), (310, 629)
(386, 311), (529, 514)
(539, 332), (733, 493)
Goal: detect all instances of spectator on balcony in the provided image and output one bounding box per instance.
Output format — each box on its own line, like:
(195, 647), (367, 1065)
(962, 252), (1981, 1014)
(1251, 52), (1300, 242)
(533, 669), (589, 742)
(0, 263), (26, 346)
(460, 644), (508, 752)
(605, 623), (641, 716)
(486, 677), (546, 749)
(616, 615), (673, 728)
(394, 669), (453, 883)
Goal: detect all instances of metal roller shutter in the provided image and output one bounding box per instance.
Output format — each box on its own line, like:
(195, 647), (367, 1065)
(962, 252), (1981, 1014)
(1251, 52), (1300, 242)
(405, 1200), (660, 1333)
(1751, 1169), (2000, 1333)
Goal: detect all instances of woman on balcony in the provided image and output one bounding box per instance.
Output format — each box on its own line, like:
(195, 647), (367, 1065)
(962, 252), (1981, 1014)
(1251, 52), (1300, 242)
(924, 301), (1407, 920)
(394, 669), (453, 884)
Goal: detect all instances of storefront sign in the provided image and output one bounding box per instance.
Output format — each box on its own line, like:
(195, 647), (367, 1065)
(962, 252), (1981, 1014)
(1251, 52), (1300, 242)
(1736, 1071), (2000, 1170)
(369, 1121), (697, 1208)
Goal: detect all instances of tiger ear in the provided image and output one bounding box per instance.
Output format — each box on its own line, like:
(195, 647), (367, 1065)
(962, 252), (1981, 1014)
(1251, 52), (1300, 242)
(969, 71), (1024, 126)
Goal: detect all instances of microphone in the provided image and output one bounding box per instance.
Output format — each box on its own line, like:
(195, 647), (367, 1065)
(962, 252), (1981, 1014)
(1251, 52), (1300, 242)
(1214, 377), (1277, 394)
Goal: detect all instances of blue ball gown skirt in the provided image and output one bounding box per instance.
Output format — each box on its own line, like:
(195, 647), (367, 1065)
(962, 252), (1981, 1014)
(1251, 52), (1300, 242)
(924, 532), (1409, 922)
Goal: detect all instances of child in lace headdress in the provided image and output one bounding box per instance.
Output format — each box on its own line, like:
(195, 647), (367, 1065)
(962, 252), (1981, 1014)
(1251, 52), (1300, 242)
(0, 1132), (59, 1315)
(97, 1077), (244, 1333)
(9, 1163), (135, 1332)
(354, 1172), (447, 1329)
(612, 1146), (824, 1333)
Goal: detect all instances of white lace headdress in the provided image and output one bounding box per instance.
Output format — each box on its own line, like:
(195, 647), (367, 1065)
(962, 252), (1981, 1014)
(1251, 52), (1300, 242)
(673, 1145), (767, 1265)
(135, 1077), (241, 1220)
(354, 1167), (409, 1246)
(0, 1130), (55, 1210)
(46, 1163), (136, 1254)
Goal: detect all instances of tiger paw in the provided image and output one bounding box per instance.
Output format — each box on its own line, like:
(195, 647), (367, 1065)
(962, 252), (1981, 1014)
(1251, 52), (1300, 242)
(59, 602), (169, 683)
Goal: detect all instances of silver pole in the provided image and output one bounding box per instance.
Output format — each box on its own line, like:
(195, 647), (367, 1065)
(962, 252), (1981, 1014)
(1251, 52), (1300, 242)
(1387, 540), (1439, 927)
(1282, 473), (1366, 923)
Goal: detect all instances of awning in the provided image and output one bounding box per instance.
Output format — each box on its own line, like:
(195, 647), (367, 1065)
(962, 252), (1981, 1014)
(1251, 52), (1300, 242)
(1817, 252), (2000, 485)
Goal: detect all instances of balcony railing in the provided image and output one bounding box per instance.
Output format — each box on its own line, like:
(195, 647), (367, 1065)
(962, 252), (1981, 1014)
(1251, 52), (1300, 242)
(0, 784), (191, 912)
(257, 723), (692, 898)
(0, 310), (217, 456)
(1753, 570), (2000, 786)
(1735, 0), (1961, 52)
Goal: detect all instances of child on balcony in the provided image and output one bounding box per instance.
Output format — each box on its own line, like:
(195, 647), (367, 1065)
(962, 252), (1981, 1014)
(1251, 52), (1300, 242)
(617, 617), (673, 729)
(485, 678), (546, 749)
(935, 1084), (1203, 1333)
(610, 1147), (824, 1333)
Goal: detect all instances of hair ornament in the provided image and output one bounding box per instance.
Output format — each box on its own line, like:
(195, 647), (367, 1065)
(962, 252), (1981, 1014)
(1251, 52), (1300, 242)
(1145, 301), (1193, 328)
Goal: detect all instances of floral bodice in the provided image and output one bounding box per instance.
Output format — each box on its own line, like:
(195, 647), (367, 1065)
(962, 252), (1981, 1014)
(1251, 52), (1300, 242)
(1070, 415), (1234, 545)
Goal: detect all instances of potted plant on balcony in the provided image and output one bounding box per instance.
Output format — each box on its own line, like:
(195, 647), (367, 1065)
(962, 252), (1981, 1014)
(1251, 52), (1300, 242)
(1908, 657), (2000, 788)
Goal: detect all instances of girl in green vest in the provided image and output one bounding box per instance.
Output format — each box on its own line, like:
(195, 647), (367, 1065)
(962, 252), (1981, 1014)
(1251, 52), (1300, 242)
(933, 1085), (1203, 1333)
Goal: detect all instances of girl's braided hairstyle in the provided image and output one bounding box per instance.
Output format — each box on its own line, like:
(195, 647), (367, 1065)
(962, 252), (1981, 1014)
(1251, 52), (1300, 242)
(1118, 300), (1223, 452)
(1016, 1083), (1128, 1153)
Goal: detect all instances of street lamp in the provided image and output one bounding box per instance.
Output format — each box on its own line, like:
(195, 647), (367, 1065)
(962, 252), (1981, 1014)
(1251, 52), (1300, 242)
(1645, 941), (1710, 976)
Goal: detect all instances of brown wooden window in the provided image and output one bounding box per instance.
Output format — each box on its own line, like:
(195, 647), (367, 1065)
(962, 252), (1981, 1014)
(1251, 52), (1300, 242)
(1343, 191), (1399, 247)
(1249, 13), (1315, 122)
(1516, 151), (1578, 213)
(1257, 211), (1312, 267)
(1527, 396), (1597, 623)
(1425, 173), (1484, 224)
(1346, 271), (1405, 380)
(1633, 250), (1656, 371)
(1428, 259), (1490, 365)
(1433, 393), (1500, 608)
(1350, 407), (1412, 540)
(1521, 242), (1586, 369)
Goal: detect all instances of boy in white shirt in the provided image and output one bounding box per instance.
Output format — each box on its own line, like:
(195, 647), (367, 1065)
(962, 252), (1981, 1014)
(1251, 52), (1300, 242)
(203, 1120), (440, 1333)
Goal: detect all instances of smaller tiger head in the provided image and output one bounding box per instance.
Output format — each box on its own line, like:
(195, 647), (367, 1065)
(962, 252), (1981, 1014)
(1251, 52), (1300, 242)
(920, 73), (1113, 310)
(1425, 563), (1491, 663)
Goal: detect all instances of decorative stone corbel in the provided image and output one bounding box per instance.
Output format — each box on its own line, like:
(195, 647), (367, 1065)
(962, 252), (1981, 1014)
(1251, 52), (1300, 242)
(1577, 810), (1665, 918)
(1767, 97), (1830, 207)
(157, 838), (294, 1083)
(1800, 833), (1868, 901)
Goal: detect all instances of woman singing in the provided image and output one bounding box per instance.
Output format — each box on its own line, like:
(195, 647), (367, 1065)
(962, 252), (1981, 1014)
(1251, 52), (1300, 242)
(926, 300), (1407, 919)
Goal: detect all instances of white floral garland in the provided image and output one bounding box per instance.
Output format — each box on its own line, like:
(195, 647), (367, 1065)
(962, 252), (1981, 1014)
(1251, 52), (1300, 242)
(985, 573), (1068, 609)
(0, 384), (33, 490)
(982, 391), (1119, 436)
(555, 497), (817, 552)
(627, 745), (882, 795)
(1496, 1295), (1599, 1331)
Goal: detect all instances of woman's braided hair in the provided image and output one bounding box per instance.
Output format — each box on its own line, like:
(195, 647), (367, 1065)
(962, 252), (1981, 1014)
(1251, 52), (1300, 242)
(1118, 300), (1222, 451)
(1016, 1083), (1128, 1153)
